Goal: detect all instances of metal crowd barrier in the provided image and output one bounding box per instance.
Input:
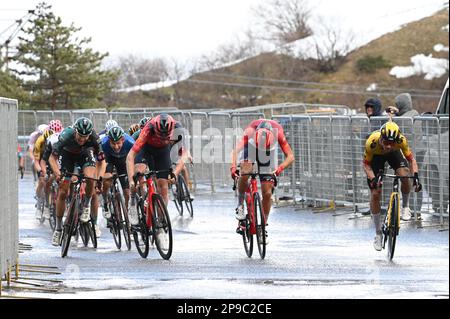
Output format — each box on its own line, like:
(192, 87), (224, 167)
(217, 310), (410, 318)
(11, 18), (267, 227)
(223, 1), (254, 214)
(274, 114), (449, 223)
(0, 97), (19, 285)
(17, 108), (449, 223)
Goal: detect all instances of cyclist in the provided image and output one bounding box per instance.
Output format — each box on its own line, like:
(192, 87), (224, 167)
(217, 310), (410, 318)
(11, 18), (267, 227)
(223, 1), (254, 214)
(129, 117), (151, 202)
(128, 123), (140, 137)
(126, 113), (187, 224)
(17, 145), (25, 178)
(48, 117), (106, 246)
(100, 126), (134, 221)
(363, 121), (422, 251)
(27, 124), (48, 182)
(230, 119), (295, 242)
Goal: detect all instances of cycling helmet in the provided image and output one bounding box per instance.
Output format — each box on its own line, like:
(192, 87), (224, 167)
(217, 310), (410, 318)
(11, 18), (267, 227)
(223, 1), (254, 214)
(74, 117), (94, 136)
(108, 126), (125, 142)
(256, 121), (273, 132)
(154, 113), (175, 138)
(380, 121), (401, 142)
(105, 119), (118, 133)
(128, 123), (140, 136)
(255, 128), (275, 150)
(48, 120), (63, 133)
(42, 129), (54, 140)
(37, 124), (49, 134)
(139, 116), (151, 129)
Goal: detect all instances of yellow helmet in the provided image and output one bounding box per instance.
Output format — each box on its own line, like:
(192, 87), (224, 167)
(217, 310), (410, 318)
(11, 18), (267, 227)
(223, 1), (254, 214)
(380, 122), (400, 142)
(42, 129), (54, 140)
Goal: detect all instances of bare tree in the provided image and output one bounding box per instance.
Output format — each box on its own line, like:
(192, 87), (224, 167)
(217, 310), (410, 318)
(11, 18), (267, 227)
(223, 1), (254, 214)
(312, 23), (355, 73)
(115, 54), (169, 88)
(253, 0), (313, 45)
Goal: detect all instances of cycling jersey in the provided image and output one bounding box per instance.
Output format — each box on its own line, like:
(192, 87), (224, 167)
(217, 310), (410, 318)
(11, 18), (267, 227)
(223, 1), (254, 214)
(42, 133), (60, 163)
(363, 131), (413, 165)
(27, 131), (41, 151)
(237, 119), (290, 153)
(101, 133), (134, 160)
(132, 118), (183, 152)
(33, 134), (51, 160)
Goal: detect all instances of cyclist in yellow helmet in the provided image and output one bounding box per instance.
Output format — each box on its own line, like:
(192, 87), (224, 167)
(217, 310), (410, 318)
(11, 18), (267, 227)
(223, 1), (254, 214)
(363, 120), (422, 251)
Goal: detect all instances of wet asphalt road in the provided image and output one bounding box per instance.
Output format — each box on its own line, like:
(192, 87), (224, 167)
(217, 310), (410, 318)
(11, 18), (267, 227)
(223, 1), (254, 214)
(11, 174), (449, 299)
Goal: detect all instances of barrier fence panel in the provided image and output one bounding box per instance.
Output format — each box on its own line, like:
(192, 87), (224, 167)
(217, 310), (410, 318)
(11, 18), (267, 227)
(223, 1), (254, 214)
(350, 116), (371, 208)
(0, 97), (18, 283)
(15, 110), (449, 220)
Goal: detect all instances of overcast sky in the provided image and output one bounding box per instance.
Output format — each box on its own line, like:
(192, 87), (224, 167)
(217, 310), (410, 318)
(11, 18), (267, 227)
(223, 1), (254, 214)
(0, 0), (447, 63)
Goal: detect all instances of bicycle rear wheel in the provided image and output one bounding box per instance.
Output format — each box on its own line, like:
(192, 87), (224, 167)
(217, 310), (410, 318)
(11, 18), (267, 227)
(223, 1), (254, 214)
(132, 199), (149, 258)
(254, 192), (266, 259)
(49, 192), (56, 231)
(242, 195), (253, 258)
(179, 175), (193, 218)
(387, 193), (400, 260)
(171, 182), (183, 216)
(152, 194), (173, 260)
(61, 198), (77, 258)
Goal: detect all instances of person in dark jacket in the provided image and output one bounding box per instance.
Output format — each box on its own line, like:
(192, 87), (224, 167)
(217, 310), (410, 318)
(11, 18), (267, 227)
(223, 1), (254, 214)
(364, 98), (383, 118)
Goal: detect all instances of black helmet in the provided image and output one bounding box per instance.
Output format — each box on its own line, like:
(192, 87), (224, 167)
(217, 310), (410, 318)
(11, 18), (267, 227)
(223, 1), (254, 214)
(108, 126), (125, 142)
(74, 117), (93, 136)
(139, 116), (151, 129)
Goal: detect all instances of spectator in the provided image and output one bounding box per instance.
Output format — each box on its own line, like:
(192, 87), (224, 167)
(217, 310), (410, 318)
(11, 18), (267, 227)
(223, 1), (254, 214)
(394, 93), (424, 217)
(364, 97), (383, 118)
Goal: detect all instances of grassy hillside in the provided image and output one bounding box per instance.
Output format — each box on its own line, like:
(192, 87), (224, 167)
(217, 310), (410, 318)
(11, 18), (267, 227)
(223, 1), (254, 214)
(119, 9), (449, 113)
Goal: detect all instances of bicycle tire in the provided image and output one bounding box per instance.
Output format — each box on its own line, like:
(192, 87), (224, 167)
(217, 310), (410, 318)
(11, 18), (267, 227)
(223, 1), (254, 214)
(133, 198), (149, 258)
(254, 192), (266, 259)
(49, 191), (56, 231)
(61, 197), (77, 258)
(179, 175), (193, 218)
(388, 193), (400, 260)
(118, 192), (132, 251)
(152, 194), (173, 260)
(110, 194), (122, 250)
(38, 200), (45, 224)
(171, 182), (183, 216)
(242, 194), (253, 258)
(79, 219), (90, 247)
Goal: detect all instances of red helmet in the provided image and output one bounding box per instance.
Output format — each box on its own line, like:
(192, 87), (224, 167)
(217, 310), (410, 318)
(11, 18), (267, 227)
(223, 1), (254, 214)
(255, 128), (275, 150)
(154, 113), (175, 138)
(48, 120), (63, 133)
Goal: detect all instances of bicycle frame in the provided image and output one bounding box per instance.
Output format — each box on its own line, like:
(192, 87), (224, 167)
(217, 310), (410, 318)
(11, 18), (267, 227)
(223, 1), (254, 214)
(245, 174), (259, 235)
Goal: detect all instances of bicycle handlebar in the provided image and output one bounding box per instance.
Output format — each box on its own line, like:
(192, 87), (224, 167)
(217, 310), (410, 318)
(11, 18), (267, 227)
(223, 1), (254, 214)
(61, 171), (102, 182)
(133, 169), (175, 183)
(232, 172), (278, 191)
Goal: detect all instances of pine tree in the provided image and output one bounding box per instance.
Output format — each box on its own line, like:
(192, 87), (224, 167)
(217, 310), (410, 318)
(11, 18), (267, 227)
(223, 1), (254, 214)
(11, 2), (118, 109)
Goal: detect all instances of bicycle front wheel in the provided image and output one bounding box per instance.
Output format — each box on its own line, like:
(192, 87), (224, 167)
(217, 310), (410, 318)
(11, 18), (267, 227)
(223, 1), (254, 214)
(254, 192), (266, 259)
(61, 198), (77, 258)
(118, 192), (132, 251)
(152, 194), (173, 260)
(242, 195), (253, 258)
(110, 194), (122, 250)
(387, 192), (400, 260)
(133, 199), (149, 258)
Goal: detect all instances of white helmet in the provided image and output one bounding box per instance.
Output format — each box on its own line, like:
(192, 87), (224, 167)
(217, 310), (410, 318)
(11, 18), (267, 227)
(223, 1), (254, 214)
(105, 119), (118, 133)
(37, 124), (49, 134)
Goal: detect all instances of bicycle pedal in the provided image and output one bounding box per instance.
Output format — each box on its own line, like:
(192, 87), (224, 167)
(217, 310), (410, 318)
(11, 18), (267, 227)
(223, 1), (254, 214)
(236, 227), (244, 235)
